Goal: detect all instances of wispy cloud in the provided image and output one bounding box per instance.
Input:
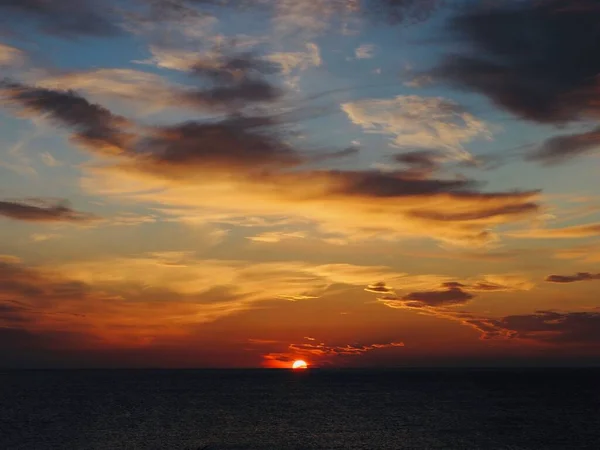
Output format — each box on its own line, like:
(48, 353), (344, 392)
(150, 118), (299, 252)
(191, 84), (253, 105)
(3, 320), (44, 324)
(546, 272), (600, 284)
(509, 223), (600, 239)
(0, 198), (97, 224)
(354, 44), (376, 59)
(263, 339), (405, 367)
(342, 95), (490, 161)
(0, 42), (25, 66)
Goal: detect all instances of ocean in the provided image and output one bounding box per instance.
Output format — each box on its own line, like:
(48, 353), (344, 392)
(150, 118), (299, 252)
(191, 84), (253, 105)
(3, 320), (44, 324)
(1, 369), (599, 449)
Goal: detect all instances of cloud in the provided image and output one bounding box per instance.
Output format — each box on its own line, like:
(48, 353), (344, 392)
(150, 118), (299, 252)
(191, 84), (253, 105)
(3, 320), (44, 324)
(1, 255), (410, 344)
(366, 0), (445, 24)
(393, 150), (443, 176)
(267, 43), (322, 74)
(247, 231), (306, 243)
(378, 274), (533, 309)
(38, 69), (188, 113)
(401, 282), (475, 307)
(553, 243), (600, 263)
(187, 51), (283, 108)
(0, 0), (123, 38)
(0, 259), (94, 325)
(0, 81), (133, 155)
(341, 95), (490, 161)
(124, 0), (218, 44)
(30, 233), (61, 242)
(0, 257), (255, 347)
(288, 341), (405, 357)
(54, 255), (410, 304)
(546, 272), (600, 284)
(87, 159), (540, 246)
(266, 43), (321, 90)
(0, 199), (97, 223)
(434, 0), (600, 124)
(528, 126), (600, 164)
(474, 311), (600, 345)
(40, 152), (62, 167)
(271, 0), (358, 38)
(39, 53), (282, 113)
(131, 116), (303, 174)
(263, 338), (405, 366)
(409, 202), (540, 223)
(509, 223), (600, 239)
(469, 274), (535, 293)
(364, 282), (395, 294)
(244, 0), (448, 38)
(0, 42), (25, 66)
(2, 83), (540, 247)
(355, 44), (376, 59)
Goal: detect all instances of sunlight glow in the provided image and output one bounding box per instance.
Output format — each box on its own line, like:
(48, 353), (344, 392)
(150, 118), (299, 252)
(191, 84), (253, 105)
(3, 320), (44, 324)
(292, 360), (308, 369)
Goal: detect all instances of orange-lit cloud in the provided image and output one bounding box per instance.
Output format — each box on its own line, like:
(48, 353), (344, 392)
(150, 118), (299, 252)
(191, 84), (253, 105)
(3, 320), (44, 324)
(553, 243), (600, 263)
(263, 339), (405, 367)
(509, 223), (600, 239)
(0, 43), (25, 67)
(0, 80), (543, 247)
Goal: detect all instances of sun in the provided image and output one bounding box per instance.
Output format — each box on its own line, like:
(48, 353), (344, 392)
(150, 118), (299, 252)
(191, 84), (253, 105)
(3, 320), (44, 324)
(292, 360), (308, 370)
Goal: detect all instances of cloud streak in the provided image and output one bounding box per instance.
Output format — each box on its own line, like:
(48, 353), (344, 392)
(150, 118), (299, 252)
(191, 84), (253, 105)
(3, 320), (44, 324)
(0, 0), (123, 38)
(546, 272), (600, 284)
(509, 223), (600, 239)
(0, 199), (97, 223)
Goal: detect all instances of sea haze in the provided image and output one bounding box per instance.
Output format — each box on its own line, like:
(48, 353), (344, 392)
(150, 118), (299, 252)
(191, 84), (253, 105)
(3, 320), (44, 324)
(1, 369), (599, 449)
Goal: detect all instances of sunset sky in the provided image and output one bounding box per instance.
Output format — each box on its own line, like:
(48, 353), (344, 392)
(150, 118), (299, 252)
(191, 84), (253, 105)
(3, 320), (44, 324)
(1, 0), (600, 368)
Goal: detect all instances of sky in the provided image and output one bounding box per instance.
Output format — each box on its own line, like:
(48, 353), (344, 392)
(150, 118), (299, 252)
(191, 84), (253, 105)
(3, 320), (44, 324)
(1, 0), (600, 369)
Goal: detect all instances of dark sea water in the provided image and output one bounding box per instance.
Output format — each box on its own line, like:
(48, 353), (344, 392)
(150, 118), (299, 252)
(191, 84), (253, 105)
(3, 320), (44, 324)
(1, 369), (599, 449)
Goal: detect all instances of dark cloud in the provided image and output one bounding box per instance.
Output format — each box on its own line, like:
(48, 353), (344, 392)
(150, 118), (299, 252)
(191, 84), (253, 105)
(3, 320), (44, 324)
(0, 0), (123, 38)
(528, 126), (600, 164)
(135, 116), (303, 173)
(325, 170), (474, 197)
(434, 0), (600, 124)
(184, 78), (281, 109)
(151, 0), (460, 25)
(191, 52), (281, 84)
(0, 81), (132, 155)
(402, 282), (475, 307)
(0, 199), (97, 223)
(310, 146), (360, 164)
(364, 282), (395, 294)
(186, 52), (283, 109)
(0, 259), (91, 330)
(475, 311), (600, 345)
(0, 303), (31, 324)
(394, 150), (441, 174)
(546, 272), (600, 283)
(366, 0), (446, 24)
(0, 260), (92, 305)
(470, 282), (508, 292)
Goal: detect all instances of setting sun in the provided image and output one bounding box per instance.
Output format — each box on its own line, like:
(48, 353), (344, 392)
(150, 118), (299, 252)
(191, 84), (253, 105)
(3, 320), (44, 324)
(292, 360), (308, 370)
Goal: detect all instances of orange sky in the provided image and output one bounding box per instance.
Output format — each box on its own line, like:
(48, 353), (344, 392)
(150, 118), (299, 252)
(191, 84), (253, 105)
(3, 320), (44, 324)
(1, 0), (600, 368)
